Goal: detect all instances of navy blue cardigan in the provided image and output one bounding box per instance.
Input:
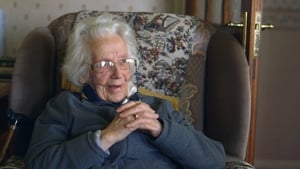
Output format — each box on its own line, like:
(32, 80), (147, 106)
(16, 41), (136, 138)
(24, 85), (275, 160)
(25, 91), (225, 169)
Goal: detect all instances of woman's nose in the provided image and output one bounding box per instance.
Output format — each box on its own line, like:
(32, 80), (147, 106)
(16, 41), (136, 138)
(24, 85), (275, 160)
(110, 64), (122, 78)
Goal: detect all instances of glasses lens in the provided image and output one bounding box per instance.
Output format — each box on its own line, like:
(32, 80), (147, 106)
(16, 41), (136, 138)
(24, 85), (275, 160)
(92, 58), (136, 73)
(120, 58), (136, 69)
(93, 61), (112, 73)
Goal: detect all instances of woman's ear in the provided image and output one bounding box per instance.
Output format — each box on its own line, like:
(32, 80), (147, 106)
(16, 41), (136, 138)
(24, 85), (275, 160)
(79, 73), (89, 84)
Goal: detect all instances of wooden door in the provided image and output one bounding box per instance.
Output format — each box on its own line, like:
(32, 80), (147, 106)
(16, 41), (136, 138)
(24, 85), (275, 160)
(185, 0), (265, 165)
(241, 0), (262, 164)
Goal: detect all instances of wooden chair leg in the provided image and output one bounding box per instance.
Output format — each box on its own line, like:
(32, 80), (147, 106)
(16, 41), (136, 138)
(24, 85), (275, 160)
(0, 121), (17, 163)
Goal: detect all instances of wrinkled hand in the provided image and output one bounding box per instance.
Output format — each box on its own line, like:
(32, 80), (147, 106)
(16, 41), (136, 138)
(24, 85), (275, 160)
(100, 101), (162, 151)
(117, 101), (162, 137)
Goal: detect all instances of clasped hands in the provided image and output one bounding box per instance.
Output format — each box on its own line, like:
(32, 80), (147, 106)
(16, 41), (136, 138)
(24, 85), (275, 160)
(100, 101), (162, 151)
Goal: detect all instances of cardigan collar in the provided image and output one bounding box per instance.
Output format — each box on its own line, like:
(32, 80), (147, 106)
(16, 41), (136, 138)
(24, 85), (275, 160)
(82, 84), (141, 107)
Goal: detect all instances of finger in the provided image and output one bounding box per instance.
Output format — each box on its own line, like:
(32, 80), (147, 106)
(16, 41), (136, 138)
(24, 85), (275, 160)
(126, 118), (161, 133)
(118, 102), (156, 118)
(116, 101), (141, 113)
(121, 110), (159, 121)
(138, 111), (159, 119)
(128, 114), (159, 127)
(127, 112), (159, 124)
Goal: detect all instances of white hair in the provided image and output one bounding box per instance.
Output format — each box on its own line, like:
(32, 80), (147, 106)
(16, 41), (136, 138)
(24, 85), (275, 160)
(62, 14), (138, 86)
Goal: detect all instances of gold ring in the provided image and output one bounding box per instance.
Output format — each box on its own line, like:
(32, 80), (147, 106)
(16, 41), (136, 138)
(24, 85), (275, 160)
(134, 114), (139, 120)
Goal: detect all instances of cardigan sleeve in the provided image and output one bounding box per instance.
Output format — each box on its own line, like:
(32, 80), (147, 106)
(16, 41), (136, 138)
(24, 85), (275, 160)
(25, 92), (109, 169)
(150, 99), (226, 169)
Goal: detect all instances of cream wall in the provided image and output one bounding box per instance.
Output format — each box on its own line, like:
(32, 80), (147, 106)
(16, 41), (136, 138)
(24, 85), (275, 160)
(0, 0), (184, 58)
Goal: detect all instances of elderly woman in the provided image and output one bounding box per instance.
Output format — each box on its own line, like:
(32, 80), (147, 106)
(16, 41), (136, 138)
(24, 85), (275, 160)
(25, 14), (225, 169)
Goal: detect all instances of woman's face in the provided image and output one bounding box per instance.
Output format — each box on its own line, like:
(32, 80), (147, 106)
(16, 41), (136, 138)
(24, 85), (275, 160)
(88, 34), (131, 103)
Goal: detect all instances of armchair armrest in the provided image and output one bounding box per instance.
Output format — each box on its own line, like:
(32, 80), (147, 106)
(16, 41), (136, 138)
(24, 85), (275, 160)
(204, 31), (251, 160)
(0, 27), (56, 162)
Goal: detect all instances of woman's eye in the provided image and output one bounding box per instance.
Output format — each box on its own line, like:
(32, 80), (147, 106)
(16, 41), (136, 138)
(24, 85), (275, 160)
(98, 61), (110, 68)
(120, 58), (127, 64)
(104, 62), (110, 67)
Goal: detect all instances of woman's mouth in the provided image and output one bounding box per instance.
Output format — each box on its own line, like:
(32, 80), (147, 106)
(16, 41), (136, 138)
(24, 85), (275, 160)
(107, 85), (122, 92)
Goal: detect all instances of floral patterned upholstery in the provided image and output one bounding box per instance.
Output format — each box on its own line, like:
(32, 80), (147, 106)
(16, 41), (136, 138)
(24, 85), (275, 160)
(0, 156), (25, 169)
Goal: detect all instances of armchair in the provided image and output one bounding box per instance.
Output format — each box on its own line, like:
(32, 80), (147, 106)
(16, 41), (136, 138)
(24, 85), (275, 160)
(0, 11), (254, 169)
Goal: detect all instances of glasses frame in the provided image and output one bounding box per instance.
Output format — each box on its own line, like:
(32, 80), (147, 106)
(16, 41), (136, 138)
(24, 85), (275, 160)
(90, 58), (137, 73)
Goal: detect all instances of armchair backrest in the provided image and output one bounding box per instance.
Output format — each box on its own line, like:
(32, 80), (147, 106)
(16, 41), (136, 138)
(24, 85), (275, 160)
(7, 11), (250, 160)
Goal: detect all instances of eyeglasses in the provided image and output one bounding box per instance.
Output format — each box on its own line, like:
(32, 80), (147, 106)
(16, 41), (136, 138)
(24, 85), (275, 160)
(91, 58), (136, 73)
